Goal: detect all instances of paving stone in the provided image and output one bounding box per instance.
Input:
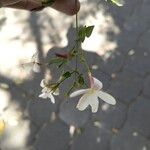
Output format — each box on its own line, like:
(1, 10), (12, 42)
(125, 48), (150, 76)
(124, 0), (150, 34)
(59, 99), (90, 127)
(71, 123), (112, 150)
(125, 97), (150, 137)
(107, 0), (141, 28)
(93, 101), (127, 130)
(111, 124), (150, 150)
(20, 73), (43, 98)
(99, 51), (125, 75)
(109, 70), (143, 104)
(27, 122), (39, 146)
(28, 98), (57, 127)
(139, 29), (150, 50)
(143, 75), (150, 98)
(115, 0), (150, 53)
(34, 120), (70, 150)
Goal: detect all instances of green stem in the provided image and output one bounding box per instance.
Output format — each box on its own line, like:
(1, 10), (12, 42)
(74, 0), (92, 82)
(75, 0), (79, 80)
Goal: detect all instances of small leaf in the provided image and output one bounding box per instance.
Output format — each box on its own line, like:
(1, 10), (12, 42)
(78, 26), (86, 42)
(85, 26), (94, 37)
(58, 60), (67, 68)
(62, 71), (72, 78)
(48, 58), (62, 65)
(78, 75), (84, 86)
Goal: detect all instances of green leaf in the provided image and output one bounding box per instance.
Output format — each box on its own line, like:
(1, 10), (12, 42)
(78, 75), (84, 86)
(77, 26), (94, 42)
(62, 71), (71, 78)
(85, 26), (94, 37)
(48, 58), (62, 65)
(78, 26), (86, 42)
(58, 60), (67, 68)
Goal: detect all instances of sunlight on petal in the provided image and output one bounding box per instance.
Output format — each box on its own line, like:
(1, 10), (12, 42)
(48, 94), (55, 103)
(76, 95), (89, 111)
(98, 91), (116, 105)
(53, 88), (59, 96)
(92, 77), (103, 90)
(40, 79), (45, 88)
(89, 97), (99, 113)
(39, 93), (47, 99)
(33, 63), (40, 73)
(70, 89), (88, 98)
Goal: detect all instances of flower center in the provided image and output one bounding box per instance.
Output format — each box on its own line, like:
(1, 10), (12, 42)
(86, 89), (97, 96)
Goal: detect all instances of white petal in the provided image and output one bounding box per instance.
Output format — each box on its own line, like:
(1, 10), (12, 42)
(53, 88), (59, 95)
(98, 91), (116, 105)
(33, 63), (40, 73)
(70, 89), (88, 98)
(76, 95), (90, 111)
(39, 93), (48, 99)
(40, 79), (45, 87)
(42, 87), (47, 93)
(89, 97), (99, 113)
(48, 94), (55, 103)
(92, 77), (103, 90)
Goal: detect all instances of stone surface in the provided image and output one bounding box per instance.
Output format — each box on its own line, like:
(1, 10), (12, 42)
(143, 75), (150, 98)
(59, 99), (90, 127)
(125, 97), (150, 137)
(109, 70), (143, 104)
(34, 120), (70, 150)
(71, 123), (112, 150)
(93, 101), (127, 130)
(125, 49), (150, 76)
(111, 124), (150, 150)
(100, 51), (125, 75)
(28, 98), (57, 127)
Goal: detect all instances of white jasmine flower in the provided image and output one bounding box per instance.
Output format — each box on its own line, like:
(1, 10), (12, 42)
(21, 52), (41, 73)
(70, 77), (116, 113)
(39, 79), (59, 103)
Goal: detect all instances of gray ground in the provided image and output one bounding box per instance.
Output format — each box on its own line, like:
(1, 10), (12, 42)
(1, 0), (150, 150)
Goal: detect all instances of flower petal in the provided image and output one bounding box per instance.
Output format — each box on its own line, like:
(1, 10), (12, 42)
(48, 94), (55, 103)
(92, 77), (103, 90)
(40, 79), (45, 87)
(42, 87), (47, 93)
(33, 63), (40, 73)
(70, 89), (88, 98)
(76, 95), (90, 111)
(98, 91), (116, 105)
(89, 97), (99, 113)
(53, 88), (59, 96)
(39, 93), (48, 99)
